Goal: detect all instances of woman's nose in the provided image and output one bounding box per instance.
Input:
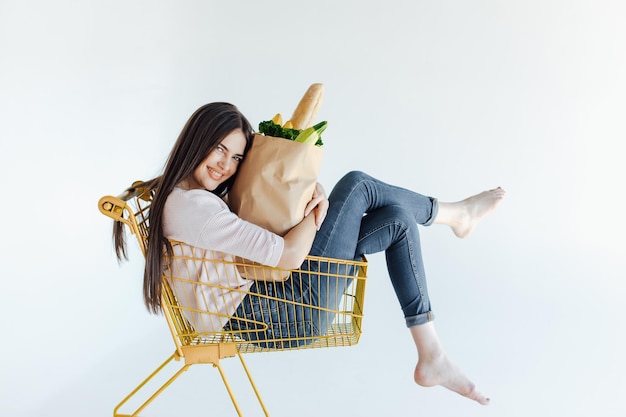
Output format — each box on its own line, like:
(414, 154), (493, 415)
(218, 155), (231, 170)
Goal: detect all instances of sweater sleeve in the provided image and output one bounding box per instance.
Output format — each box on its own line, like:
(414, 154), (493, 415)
(163, 188), (284, 267)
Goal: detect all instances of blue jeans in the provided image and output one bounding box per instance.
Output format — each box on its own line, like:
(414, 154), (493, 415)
(226, 171), (438, 346)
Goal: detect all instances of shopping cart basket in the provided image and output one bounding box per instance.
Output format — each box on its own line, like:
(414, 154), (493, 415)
(98, 180), (368, 416)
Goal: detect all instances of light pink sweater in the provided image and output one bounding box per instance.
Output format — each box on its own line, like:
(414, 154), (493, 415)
(163, 187), (284, 332)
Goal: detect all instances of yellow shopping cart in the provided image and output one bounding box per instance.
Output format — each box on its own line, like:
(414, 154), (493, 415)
(99, 180), (368, 416)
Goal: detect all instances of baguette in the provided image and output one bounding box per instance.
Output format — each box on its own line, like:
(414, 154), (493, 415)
(288, 83), (324, 130)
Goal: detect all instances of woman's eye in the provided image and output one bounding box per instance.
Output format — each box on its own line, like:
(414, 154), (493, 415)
(234, 156), (243, 162)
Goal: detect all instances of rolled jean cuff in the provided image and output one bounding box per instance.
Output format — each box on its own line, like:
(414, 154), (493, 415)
(423, 197), (438, 226)
(405, 311), (435, 328)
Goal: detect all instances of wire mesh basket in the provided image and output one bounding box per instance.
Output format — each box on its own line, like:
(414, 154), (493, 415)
(163, 242), (367, 353)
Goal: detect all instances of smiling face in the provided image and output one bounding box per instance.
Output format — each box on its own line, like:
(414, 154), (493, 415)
(182, 129), (247, 191)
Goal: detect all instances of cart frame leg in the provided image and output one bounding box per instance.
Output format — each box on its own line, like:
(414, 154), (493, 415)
(113, 351), (271, 417)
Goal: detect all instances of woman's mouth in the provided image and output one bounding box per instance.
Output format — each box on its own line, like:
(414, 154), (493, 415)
(208, 167), (224, 180)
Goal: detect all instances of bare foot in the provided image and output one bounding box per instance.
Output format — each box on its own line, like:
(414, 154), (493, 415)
(414, 351), (490, 405)
(437, 187), (506, 238)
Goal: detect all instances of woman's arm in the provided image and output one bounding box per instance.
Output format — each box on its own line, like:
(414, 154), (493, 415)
(276, 212), (317, 270)
(305, 182), (328, 230)
(276, 183), (328, 269)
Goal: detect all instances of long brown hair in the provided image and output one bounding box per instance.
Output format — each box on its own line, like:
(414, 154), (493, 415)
(114, 102), (254, 313)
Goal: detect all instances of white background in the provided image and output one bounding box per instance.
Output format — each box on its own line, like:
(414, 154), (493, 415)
(1, 1), (625, 416)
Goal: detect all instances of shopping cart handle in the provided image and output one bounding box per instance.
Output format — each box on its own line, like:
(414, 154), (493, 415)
(98, 195), (129, 224)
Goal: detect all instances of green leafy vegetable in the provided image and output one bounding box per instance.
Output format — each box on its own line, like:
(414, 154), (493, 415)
(258, 120), (325, 146)
(258, 120), (300, 140)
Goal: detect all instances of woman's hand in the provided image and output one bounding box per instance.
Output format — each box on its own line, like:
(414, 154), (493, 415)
(280, 183), (326, 269)
(304, 182), (328, 230)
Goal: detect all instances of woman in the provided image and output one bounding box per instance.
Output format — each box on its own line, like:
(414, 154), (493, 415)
(122, 102), (505, 405)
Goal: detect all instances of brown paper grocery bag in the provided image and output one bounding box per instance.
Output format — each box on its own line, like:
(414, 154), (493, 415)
(228, 133), (323, 280)
(230, 133), (323, 235)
